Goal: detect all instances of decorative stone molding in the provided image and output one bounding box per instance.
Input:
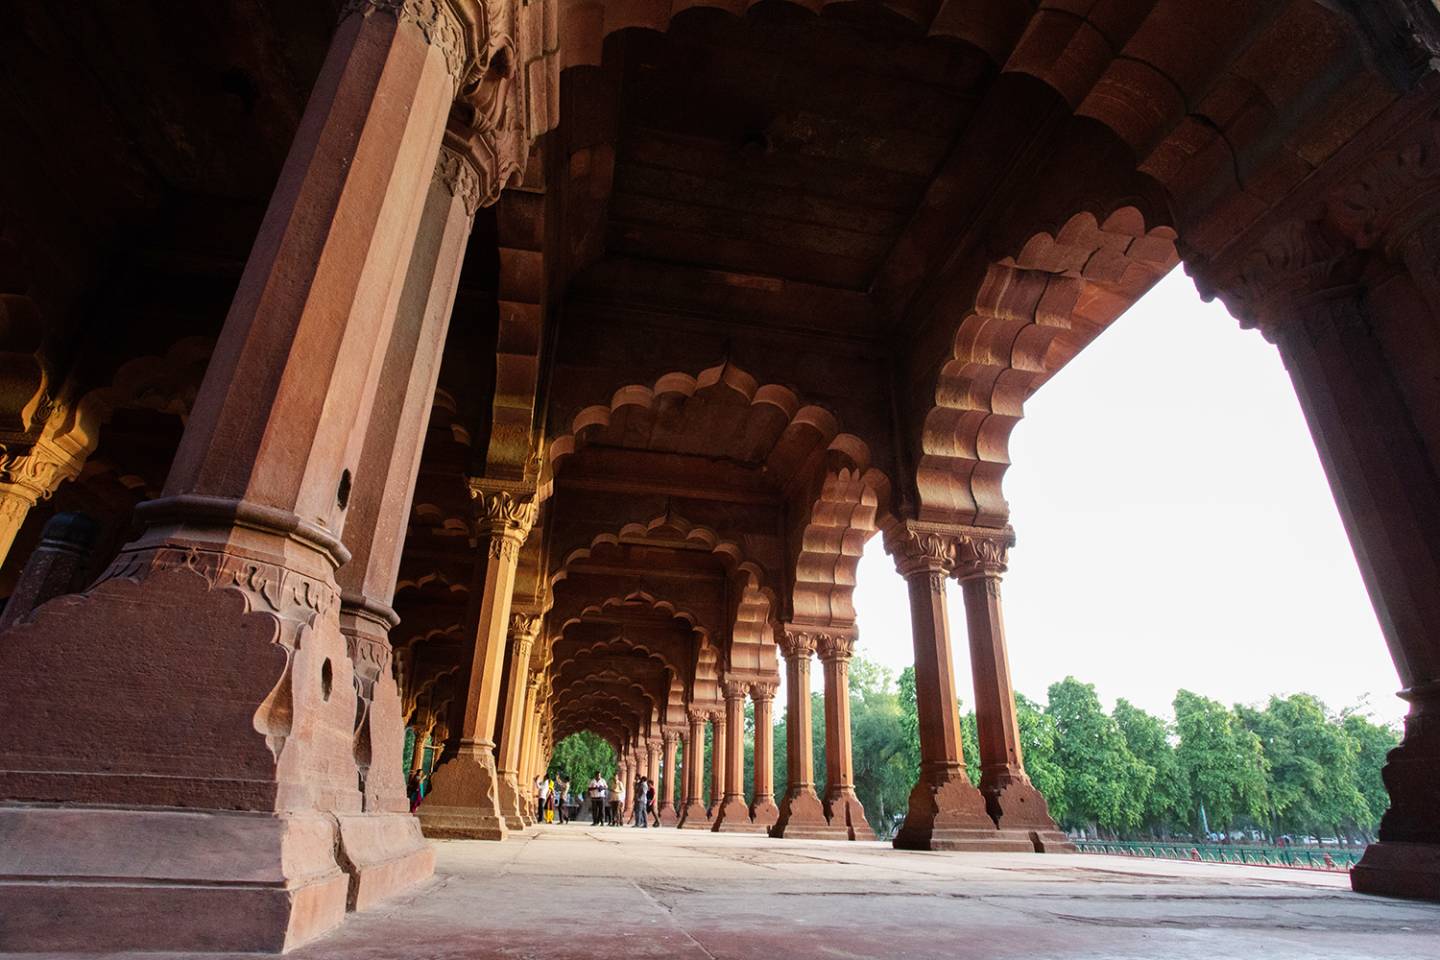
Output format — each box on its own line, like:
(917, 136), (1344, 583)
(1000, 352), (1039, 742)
(341, 0), (468, 82)
(776, 627), (818, 660)
(749, 679), (778, 702)
(686, 707), (709, 725)
(815, 633), (856, 663)
(508, 611), (541, 643)
(468, 478), (536, 560)
(722, 679), (749, 701)
(952, 527), (1015, 582)
(887, 524), (957, 585)
(435, 144), (483, 217)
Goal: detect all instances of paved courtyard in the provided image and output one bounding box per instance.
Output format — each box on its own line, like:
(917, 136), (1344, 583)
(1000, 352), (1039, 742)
(15, 825), (1440, 959)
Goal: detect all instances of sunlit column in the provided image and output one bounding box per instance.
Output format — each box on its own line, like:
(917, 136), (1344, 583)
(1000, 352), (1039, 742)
(713, 680), (756, 831)
(887, 525), (1019, 851)
(953, 530), (1070, 851)
(677, 708), (709, 828)
(817, 633), (874, 841)
(749, 680), (779, 828)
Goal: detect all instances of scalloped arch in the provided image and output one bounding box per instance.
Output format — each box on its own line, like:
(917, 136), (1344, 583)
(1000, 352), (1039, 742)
(917, 207), (1178, 526)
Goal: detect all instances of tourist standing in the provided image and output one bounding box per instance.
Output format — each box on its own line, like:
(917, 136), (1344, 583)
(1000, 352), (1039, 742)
(588, 772), (606, 825)
(633, 775), (648, 828)
(558, 776), (572, 824)
(612, 776), (626, 827)
(648, 778), (661, 827)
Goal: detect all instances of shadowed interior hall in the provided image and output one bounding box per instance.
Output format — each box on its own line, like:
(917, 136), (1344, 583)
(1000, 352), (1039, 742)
(1, 0), (1439, 953)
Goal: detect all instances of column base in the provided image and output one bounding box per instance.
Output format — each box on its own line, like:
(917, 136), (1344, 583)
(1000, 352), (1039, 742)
(335, 812), (437, 911)
(984, 779), (1074, 853)
(826, 790), (876, 841)
(712, 796), (766, 833)
(1352, 842), (1440, 901)
(495, 770), (527, 831)
(676, 800), (710, 829)
(0, 805), (349, 953)
(660, 804), (679, 827)
(750, 796), (780, 829)
(772, 788), (849, 840)
(417, 745), (509, 840)
(893, 771), (1031, 852)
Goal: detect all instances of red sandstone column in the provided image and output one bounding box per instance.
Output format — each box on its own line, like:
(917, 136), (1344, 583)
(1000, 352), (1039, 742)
(1213, 215), (1440, 898)
(647, 735), (663, 800)
(713, 680), (758, 832)
(888, 526), (1026, 851)
(494, 613), (541, 830)
(0, 3), (471, 950)
(418, 487), (536, 840)
(517, 668), (543, 825)
(708, 709), (726, 820)
(749, 680), (780, 828)
(677, 709), (709, 828)
(953, 532), (1072, 852)
(817, 633), (875, 841)
(334, 141), (481, 904)
(771, 627), (845, 838)
(660, 728), (680, 825)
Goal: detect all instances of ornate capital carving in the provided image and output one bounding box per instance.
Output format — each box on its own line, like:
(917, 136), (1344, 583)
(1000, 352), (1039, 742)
(469, 480), (536, 560)
(508, 611), (541, 653)
(722, 678), (750, 701)
(0, 434), (86, 506)
(709, 709), (726, 726)
(887, 525), (957, 581)
(341, 0), (468, 82)
(749, 679), (778, 703)
(815, 633), (856, 663)
(525, 666), (544, 695)
(687, 707), (708, 726)
(776, 626), (818, 660)
(435, 144), (483, 217)
(953, 528), (1015, 582)
(1198, 220), (1362, 341)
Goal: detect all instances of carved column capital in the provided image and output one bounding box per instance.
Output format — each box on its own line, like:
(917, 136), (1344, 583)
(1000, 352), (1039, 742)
(435, 143), (483, 217)
(776, 626), (818, 660)
(686, 707), (708, 726)
(0, 434), (86, 507)
(722, 678), (750, 702)
(525, 666), (543, 695)
(749, 679), (778, 703)
(710, 709), (726, 727)
(341, 0), (469, 83)
(468, 479), (536, 559)
(952, 527), (1015, 582)
(1196, 220), (1363, 342)
(887, 523), (958, 583)
(815, 633), (856, 663)
(508, 610), (541, 656)
(663, 726), (682, 746)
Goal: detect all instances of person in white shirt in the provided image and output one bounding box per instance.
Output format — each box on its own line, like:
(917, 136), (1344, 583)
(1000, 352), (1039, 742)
(612, 777), (626, 827)
(588, 773), (607, 826)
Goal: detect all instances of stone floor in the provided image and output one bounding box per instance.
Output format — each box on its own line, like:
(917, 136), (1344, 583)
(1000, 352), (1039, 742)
(15, 825), (1440, 959)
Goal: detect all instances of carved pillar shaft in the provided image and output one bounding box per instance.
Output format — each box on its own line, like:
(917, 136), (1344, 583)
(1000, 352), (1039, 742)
(771, 629), (837, 838)
(818, 634), (873, 841)
(713, 680), (756, 832)
(954, 534), (1069, 849)
(677, 710), (708, 828)
(417, 487), (535, 841)
(660, 730), (680, 824)
(0, 1), (486, 947)
(708, 712), (726, 812)
(749, 681), (779, 827)
(493, 615), (540, 829)
(888, 527), (1023, 852)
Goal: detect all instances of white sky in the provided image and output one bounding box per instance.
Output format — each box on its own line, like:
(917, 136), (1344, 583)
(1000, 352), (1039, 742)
(846, 267), (1405, 727)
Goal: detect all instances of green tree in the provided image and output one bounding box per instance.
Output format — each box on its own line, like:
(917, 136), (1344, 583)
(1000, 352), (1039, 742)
(1015, 692), (1067, 824)
(1173, 689), (1268, 834)
(847, 655), (913, 830)
(1046, 677), (1150, 835)
(549, 730), (616, 785)
(1113, 698), (1189, 837)
(1341, 711), (1399, 840)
